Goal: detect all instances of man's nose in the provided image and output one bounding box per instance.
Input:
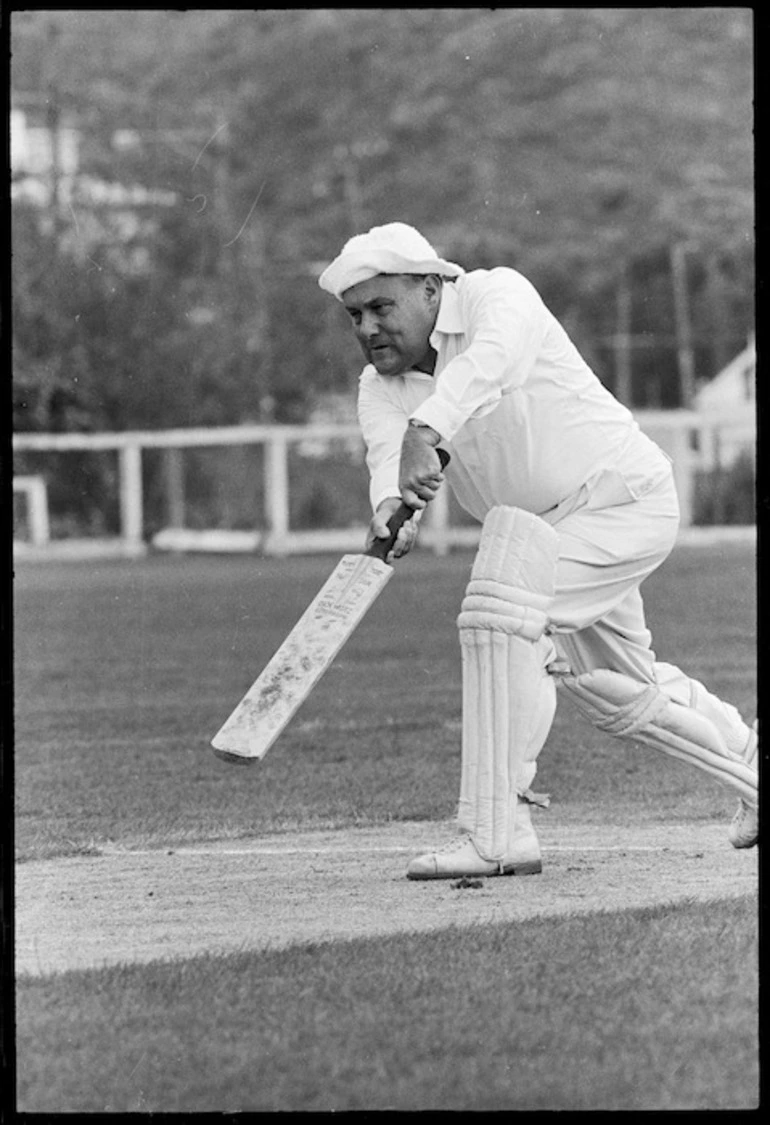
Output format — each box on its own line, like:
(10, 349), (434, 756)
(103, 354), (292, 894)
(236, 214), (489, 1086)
(359, 311), (380, 339)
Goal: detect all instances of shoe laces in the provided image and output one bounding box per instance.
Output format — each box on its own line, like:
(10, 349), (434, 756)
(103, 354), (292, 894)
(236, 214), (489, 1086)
(436, 834), (475, 856)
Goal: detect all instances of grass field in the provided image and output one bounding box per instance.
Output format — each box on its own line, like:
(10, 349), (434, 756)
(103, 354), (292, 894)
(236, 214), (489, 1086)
(12, 541), (759, 1110)
(15, 899), (759, 1112)
(13, 543), (757, 860)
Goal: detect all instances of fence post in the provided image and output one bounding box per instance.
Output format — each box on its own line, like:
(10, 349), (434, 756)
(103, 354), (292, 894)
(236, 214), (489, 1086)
(119, 442), (144, 552)
(28, 477), (51, 545)
(13, 477), (50, 545)
(264, 430), (290, 555)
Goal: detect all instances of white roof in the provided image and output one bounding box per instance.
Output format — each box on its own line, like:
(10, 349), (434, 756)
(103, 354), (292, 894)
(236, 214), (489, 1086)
(694, 336), (755, 411)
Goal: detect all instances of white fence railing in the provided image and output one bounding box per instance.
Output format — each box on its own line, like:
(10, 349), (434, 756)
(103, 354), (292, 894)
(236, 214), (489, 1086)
(12, 410), (755, 558)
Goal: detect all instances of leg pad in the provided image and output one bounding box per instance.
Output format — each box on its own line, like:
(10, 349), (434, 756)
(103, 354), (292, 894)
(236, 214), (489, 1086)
(559, 668), (757, 804)
(458, 507), (559, 862)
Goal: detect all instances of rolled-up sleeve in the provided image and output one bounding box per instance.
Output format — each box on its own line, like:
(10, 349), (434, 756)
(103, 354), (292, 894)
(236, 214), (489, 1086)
(409, 269), (549, 442)
(357, 370), (408, 512)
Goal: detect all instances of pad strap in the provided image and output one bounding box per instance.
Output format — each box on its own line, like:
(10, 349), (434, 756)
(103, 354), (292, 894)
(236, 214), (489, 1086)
(559, 668), (757, 804)
(458, 580), (552, 640)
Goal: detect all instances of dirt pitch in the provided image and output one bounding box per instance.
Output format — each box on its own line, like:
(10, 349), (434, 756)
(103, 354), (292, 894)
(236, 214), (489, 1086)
(16, 820), (757, 977)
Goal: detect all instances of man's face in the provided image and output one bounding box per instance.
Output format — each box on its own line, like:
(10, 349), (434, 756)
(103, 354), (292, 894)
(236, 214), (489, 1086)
(342, 275), (441, 376)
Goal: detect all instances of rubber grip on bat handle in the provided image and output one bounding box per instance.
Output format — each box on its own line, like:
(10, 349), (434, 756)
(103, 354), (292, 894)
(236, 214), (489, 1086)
(366, 448), (450, 562)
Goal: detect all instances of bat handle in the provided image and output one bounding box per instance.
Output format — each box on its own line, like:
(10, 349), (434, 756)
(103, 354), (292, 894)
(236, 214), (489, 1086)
(366, 448), (450, 562)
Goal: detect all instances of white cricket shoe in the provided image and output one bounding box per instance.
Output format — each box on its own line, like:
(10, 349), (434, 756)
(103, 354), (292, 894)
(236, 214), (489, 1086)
(728, 800), (758, 849)
(406, 799), (542, 880)
(728, 719), (758, 850)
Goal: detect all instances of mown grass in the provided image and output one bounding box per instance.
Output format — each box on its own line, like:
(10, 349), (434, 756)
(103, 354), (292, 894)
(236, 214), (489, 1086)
(15, 897), (758, 1112)
(11, 542), (758, 1112)
(12, 543), (757, 860)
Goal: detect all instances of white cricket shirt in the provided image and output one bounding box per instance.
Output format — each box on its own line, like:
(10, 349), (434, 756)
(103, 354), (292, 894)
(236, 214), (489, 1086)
(357, 267), (670, 520)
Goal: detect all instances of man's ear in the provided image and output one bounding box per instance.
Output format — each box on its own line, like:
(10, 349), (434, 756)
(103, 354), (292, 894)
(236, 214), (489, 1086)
(423, 274), (443, 307)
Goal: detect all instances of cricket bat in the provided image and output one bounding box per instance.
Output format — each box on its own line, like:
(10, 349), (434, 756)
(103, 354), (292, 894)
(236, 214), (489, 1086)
(211, 449), (449, 764)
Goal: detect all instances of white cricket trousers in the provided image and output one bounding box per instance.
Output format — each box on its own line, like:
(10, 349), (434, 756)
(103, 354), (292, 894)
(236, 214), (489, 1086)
(543, 464), (751, 737)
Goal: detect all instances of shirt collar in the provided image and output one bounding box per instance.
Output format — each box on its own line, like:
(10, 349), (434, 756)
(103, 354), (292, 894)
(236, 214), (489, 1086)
(430, 280), (464, 346)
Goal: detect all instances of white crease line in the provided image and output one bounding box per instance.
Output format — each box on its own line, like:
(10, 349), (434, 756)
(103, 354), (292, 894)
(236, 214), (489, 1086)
(107, 843), (735, 858)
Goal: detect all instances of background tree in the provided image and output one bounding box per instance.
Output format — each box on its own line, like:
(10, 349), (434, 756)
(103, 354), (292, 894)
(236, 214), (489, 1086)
(11, 8), (754, 434)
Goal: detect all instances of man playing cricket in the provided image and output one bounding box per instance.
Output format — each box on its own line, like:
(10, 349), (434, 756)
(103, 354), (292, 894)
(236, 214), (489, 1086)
(318, 221), (757, 880)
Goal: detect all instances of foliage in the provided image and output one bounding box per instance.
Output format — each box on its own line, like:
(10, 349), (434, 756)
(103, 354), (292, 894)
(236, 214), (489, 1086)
(11, 9), (755, 432)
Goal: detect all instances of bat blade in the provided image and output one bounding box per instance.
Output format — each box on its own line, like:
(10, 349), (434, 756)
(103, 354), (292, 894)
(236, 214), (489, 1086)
(211, 552), (394, 763)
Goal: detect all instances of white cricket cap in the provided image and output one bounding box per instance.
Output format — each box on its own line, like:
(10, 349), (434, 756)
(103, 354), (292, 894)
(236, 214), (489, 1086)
(318, 221), (464, 300)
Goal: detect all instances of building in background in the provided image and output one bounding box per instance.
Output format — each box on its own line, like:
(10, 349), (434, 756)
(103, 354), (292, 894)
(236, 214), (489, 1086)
(693, 335), (755, 469)
(11, 99), (177, 259)
(11, 101), (80, 207)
